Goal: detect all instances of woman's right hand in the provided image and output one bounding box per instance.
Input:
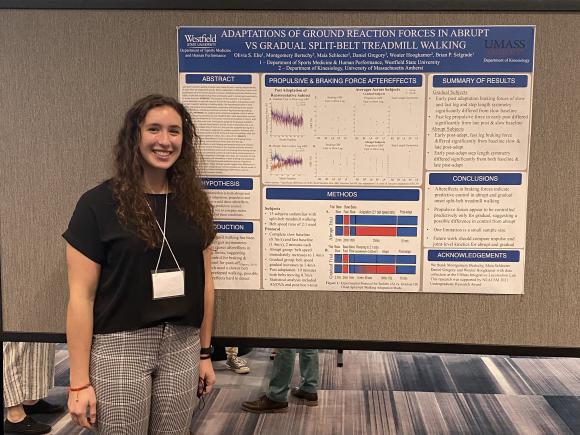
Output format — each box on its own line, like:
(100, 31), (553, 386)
(68, 385), (97, 429)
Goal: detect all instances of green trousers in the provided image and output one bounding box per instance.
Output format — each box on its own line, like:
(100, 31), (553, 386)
(267, 349), (319, 403)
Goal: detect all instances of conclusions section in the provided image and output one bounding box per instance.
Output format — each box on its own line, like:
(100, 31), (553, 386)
(423, 173), (527, 293)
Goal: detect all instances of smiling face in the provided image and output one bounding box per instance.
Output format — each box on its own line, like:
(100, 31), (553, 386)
(138, 105), (183, 178)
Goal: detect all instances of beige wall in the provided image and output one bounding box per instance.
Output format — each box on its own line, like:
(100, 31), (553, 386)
(1, 10), (579, 347)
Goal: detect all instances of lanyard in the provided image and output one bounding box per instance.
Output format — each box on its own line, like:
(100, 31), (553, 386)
(150, 192), (182, 273)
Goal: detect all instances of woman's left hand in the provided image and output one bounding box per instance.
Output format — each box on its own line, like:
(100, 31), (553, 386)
(199, 358), (216, 395)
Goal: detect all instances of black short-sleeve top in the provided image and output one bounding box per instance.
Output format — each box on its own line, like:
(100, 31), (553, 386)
(63, 180), (205, 334)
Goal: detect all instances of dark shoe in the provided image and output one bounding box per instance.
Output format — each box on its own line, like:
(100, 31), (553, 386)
(241, 394), (288, 414)
(23, 399), (65, 414)
(4, 416), (52, 434)
(291, 387), (318, 406)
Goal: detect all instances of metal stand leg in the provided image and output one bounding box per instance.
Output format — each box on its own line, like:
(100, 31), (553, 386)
(337, 349), (343, 367)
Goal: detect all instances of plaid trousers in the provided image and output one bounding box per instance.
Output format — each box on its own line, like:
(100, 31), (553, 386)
(90, 323), (200, 435)
(3, 342), (55, 407)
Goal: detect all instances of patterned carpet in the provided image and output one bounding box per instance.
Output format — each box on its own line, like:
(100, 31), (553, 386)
(9, 346), (580, 434)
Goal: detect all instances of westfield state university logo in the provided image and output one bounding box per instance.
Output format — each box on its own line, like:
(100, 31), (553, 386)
(184, 33), (217, 47)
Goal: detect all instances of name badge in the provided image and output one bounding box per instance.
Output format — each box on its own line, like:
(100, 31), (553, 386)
(151, 269), (185, 300)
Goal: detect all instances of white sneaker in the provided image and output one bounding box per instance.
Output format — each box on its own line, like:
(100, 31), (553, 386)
(226, 355), (250, 374)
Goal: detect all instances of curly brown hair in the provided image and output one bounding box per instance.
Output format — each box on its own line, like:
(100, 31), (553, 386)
(112, 94), (215, 249)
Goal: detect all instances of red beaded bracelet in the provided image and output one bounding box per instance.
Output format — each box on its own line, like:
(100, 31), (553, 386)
(69, 383), (91, 392)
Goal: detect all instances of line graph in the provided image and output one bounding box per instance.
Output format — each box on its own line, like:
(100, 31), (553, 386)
(270, 152), (304, 171)
(269, 105), (307, 137)
(271, 107), (304, 129)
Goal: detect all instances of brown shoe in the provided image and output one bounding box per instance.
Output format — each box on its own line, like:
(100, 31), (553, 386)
(291, 387), (318, 406)
(241, 395), (288, 413)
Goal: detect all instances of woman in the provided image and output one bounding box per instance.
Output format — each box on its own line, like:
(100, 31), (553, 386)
(63, 94), (216, 434)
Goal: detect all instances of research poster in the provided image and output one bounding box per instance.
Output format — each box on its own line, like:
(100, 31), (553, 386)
(178, 26), (535, 294)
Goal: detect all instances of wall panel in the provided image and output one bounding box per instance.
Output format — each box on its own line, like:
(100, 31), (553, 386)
(1, 10), (578, 348)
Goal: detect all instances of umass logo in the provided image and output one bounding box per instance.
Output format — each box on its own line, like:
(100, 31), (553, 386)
(484, 39), (526, 49)
(484, 39), (526, 57)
